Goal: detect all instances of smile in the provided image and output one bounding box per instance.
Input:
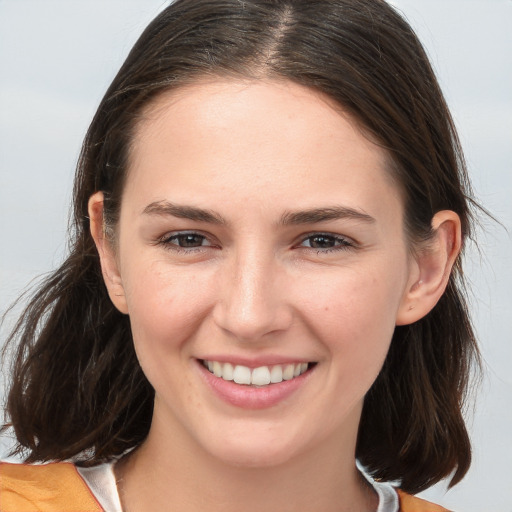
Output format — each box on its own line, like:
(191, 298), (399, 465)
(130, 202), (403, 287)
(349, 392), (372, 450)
(201, 360), (312, 386)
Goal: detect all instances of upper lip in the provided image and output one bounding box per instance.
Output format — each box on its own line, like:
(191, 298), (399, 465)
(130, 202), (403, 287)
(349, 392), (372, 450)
(197, 356), (315, 368)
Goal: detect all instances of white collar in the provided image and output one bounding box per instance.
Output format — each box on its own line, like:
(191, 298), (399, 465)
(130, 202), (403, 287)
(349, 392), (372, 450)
(77, 462), (399, 512)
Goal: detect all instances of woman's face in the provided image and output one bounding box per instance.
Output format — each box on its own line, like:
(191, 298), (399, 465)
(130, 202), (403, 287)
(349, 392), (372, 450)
(103, 79), (420, 467)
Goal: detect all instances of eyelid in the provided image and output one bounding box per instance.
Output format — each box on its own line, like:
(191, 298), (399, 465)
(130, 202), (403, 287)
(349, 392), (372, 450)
(154, 229), (357, 254)
(297, 231), (357, 251)
(156, 230), (218, 250)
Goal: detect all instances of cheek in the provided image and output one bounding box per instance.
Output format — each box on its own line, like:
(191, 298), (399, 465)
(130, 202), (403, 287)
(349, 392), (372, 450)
(297, 264), (404, 357)
(121, 259), (216, 349)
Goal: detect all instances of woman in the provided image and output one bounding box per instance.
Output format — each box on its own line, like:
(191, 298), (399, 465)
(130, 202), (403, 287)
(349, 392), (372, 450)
(1, 1), (480, 510)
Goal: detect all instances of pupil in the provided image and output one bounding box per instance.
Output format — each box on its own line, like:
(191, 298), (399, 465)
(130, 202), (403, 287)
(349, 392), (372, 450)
(311, 235), (334, 248)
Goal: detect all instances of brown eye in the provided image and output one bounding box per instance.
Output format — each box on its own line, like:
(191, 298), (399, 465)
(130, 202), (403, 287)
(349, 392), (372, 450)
(300, 233), (353, 251)
(174, 234), (206, 247)
(307, 235), (337, 249)
(160, 232), (212, 249)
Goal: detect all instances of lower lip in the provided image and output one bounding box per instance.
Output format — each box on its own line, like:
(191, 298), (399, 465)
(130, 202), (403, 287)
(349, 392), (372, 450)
(196, 360), (314, 410)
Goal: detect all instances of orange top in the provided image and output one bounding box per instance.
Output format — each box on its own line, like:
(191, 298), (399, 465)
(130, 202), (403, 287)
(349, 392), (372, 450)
(1, 462), (450, 512)
(0, 462), (102, 512)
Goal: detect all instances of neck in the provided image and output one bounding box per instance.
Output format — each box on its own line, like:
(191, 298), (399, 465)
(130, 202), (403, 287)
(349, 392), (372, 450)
(115, 412), (377, 512)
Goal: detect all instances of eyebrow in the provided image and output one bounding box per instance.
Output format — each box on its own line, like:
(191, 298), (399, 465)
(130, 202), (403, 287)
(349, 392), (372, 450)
(279, 206), (375, 226)
(142, 201), (375, 226)
(142, 201), (227, 224)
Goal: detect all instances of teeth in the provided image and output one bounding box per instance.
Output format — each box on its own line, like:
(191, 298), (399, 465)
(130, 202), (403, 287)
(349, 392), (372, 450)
(283, 364), (295, 381)
(269, 365), (283, 383)
(233, 365), (251, 385)
(203, 360), (310, 386)
(223, 362), (234, 381)
(212, 361), (223, 377)
(251, 366), (271, 386)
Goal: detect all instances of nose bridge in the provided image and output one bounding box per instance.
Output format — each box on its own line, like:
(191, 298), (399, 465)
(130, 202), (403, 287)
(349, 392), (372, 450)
(214, 243), (291, 341)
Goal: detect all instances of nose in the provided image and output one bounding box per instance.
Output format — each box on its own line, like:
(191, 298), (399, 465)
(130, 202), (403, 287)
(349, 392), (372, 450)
(212, 249), (293, 342)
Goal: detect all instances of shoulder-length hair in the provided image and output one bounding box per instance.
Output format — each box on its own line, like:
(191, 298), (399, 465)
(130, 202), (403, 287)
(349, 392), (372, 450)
(4, 0), (479, 494)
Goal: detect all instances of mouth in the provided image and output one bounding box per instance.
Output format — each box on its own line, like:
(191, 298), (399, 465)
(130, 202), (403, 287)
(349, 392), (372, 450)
(201, 359), (315, 387)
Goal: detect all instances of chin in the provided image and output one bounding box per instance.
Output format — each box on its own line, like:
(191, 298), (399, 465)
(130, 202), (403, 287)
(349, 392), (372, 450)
(214, 445), (297, 469)
(201, 427), (307, 469)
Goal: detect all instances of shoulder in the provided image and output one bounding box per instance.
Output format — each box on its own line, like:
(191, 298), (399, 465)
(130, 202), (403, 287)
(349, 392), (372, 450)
(397, 489), (451, 512)
(0, 461), (103, 512)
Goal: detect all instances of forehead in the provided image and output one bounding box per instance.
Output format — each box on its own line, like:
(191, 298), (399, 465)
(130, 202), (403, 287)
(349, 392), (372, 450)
(134, 79), (386, 165)
(124, 79), (402, 222)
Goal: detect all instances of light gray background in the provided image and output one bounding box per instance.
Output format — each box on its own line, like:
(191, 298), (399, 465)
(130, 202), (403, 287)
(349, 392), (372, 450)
(0, 1), (511, 510)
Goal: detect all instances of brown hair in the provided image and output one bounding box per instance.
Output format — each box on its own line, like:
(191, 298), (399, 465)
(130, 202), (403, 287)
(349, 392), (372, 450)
(3, 0), (479, 494)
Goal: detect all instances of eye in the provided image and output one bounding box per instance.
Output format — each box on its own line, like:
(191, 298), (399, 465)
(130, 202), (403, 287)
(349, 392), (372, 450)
(158, 231), (213, 250)
(299, 233), (354, 251)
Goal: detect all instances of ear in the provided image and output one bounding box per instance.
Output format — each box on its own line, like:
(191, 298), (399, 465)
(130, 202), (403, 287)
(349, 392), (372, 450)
(396, 210), (462, 326)
(88, 192), (129, 314)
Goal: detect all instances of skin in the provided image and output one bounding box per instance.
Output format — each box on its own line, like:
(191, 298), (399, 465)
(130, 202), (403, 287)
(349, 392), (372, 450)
(89, 79), (461, 512)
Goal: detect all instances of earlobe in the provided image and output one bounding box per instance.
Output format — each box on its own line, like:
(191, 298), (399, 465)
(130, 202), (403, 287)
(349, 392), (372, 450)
(396, 210), (461, 326)
(88, 192), (129, 314)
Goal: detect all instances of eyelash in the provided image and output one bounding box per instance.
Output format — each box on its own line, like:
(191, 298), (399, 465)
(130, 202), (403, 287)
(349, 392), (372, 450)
(156, 231), (214, 253)
(156, 231), (355, 255)
(298, 232), (355, 253)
